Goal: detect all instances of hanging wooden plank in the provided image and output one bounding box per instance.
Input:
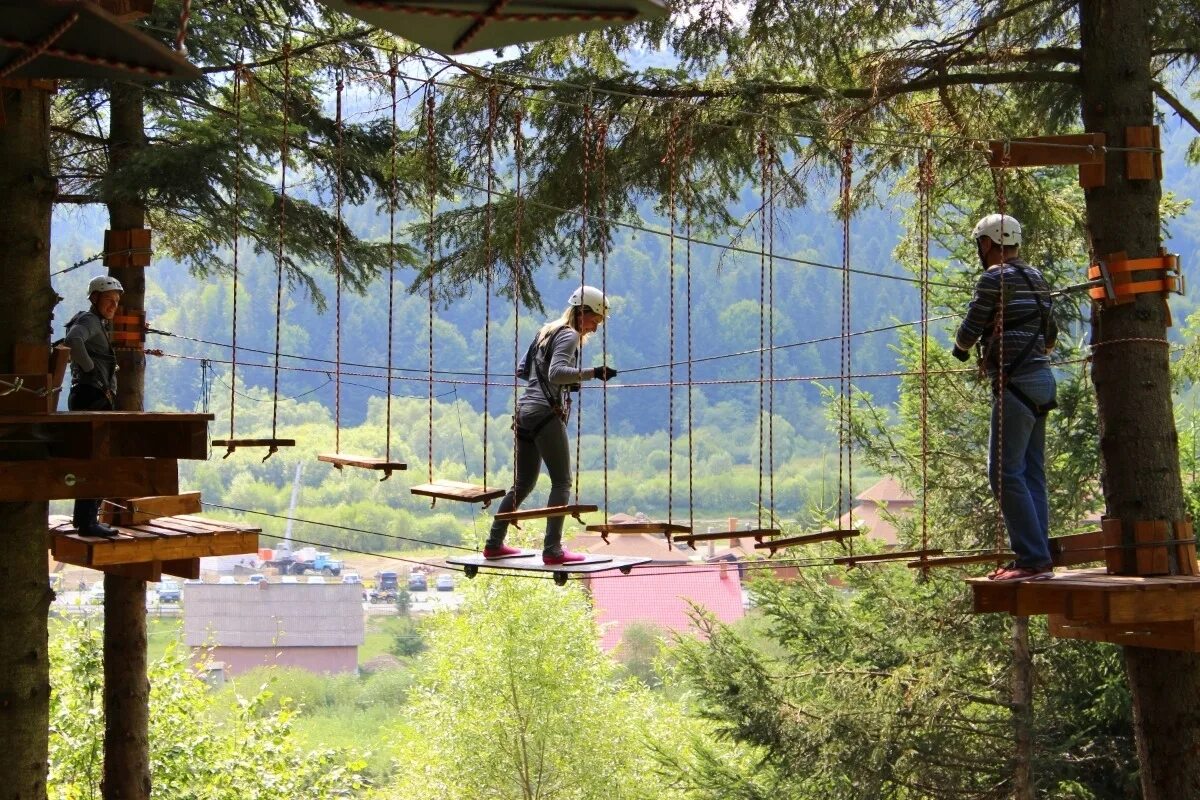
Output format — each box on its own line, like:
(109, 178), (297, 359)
(317, 452), (407, 480)
(753, 529), (857, 554)
(494, 504), (598, 523)
(833, 548), (943, 566)
(410, 479), (506, 505)
(1125, 126), (1162, 181)
(906, 552), (1013, 569)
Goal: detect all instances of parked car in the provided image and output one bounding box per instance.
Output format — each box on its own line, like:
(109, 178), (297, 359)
(306, 575), (326, 584)
(218, 575), (238, 585)
(435, 573), (455, 592)
(280, 576), (299, 584)
(157, 579), (181, 603)
(247, 573), (266, 585)
(341, 572), (361, 585)
(407, 572), (428, 592)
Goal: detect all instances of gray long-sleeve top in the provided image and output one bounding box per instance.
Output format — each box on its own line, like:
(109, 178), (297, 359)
(516, 326), (595, 413)
(64, 309), (118, 393)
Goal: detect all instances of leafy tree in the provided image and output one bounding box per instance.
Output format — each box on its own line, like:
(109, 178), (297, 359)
(383, 578), (696, 799)
(48, 619), (366, 799)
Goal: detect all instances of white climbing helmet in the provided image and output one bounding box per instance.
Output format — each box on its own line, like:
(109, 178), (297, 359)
(971, 213), (1022, 247)
(567, 285), (608, 317)
(87, 275), (124, 295)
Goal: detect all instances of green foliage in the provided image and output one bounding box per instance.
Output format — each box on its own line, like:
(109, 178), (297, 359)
(668, 569), (1136, 798)
(381, 579), (698, 799)
(49, 619), (366, 799)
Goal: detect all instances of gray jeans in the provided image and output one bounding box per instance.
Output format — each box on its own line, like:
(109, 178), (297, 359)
(487, 405), (572, 555)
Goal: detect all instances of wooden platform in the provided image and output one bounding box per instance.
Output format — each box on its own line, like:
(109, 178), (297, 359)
(317, 452), (407, 479)
(0, 457), (178, 501)
(970, 568), (1200, 652)
(447, 552), (651, 586)
(49, 513), (260, 581)
(0, 411), (212, 461)
(410, 479), (506, 505)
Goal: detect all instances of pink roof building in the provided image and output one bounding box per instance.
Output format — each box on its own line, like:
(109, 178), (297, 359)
(565, 531), (744, 651)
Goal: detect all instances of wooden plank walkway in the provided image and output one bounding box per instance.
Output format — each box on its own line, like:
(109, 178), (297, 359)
(447, 551), (651, 586)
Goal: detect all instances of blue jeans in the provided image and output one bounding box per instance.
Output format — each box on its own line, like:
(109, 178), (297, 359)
(487, 405), (572, 556)
(989, 368), (1056, 570)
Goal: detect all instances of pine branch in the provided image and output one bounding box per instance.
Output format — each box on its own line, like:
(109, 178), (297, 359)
(1153, 80), (1200, 134)
(198, 27), (375, 74)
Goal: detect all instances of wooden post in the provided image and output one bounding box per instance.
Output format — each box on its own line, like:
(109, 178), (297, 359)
(1011, 618), (1034, 800)
(1079, 0), (1200, 795)
(101, 79), (151, 800)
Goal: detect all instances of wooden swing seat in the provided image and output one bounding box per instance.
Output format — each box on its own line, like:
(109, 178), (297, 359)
(410, 479), (506, 505)
(753, 529), (858, 554)
(906, 552), (1014, 569)
(494, 504), (598, 524)
(318, 452), (407, 480)
(833, 547), (944, 566)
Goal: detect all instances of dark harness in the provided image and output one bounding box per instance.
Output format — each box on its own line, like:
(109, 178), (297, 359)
(514, 327), (575, 441)
(984, 263), (1057, 418)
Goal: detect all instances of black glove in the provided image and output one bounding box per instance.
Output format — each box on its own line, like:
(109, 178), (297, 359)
(594, 365), (618, 381)
(951, 345), (970, 363)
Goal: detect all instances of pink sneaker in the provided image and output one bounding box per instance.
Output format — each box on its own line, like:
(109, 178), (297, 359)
(543, 550), (587, 565)
(483, 544), (524, 559)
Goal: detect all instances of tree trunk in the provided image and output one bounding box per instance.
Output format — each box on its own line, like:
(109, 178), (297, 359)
(1079, 0), (1200, 797)
(0, 84), (55, 800)
(1011, 618), (1034, 800)
(100, 81), (150, 800)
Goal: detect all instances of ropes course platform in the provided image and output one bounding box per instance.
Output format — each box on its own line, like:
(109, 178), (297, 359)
(48, 510), (260, 582)
(317, 452), (407, 480)
(447, 551), (651, 586)
(970, 568), (1200, 652)
(411, 479), (506, 506)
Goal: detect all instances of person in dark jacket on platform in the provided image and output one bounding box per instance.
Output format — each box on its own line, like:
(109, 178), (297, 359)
(64, 275), (123, 537)
(484, 285), (618, 565)
(953, 214), (1058, 582)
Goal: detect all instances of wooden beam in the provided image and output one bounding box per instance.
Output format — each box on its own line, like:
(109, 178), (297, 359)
(410, 480), (506, 505)
(753, 529), (857, 552)
(162, 558), (200, 580)
(1050, 530), (1106, 567)
(494, 504), (598, 523)
(54, 529), (258, 568)
(1125, 126), (1162, 181)
(101, 561), (162, 581)
(101, 492), (202, 526)
(0, 458), (178, 501)
(1048, 615), (1200, 652)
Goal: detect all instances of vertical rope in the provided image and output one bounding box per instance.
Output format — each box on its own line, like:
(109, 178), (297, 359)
(175, 0), (192, 52)
(269, 37), (291, 458)
(767, 139), (776, 524)
(596, 112), (610, 525)
(426, 81), (437, 484)
(756, 128), (768, 531)
(918, 144), (935, 565)
(227, 60), (243, 451)
(666, 110), (679, 526)
(684, 119), (695, 535)
(386, 55), (398, 462)
(992, 149), (1010, 553)
(840, 139), (854, 541)
(512, 101), (524, 474)
(333, 70), (344, 454)
(574, 99), (592, 505)
(483, 84), (498, 489)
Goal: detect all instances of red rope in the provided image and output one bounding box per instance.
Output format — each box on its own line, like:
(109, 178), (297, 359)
(175, 0), (192, 53)
(840, 139), (854, 540)
(269, 38), (292, 458)
(666, 110), (679, 525)
(597, 112), (610, 525)
(386, 56), (398, 462)
(334, 71), (344, 453)
(426, 81), (437, 483)
(512, 100), (524, 474)
(227, 61), (243, 449)
(0, 14), (80, 81)
(574, 99), (592, 505)
(483, 83), (498, 488)
(757, 128), (768, 531)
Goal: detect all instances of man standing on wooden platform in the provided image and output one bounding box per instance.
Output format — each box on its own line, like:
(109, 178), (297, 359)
(953, 215), (1058, 582)
(63, 275), (123, 537)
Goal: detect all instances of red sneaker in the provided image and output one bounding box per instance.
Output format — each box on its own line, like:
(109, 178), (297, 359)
(483, 544), (524, 559)
(543, 550), (587, 565)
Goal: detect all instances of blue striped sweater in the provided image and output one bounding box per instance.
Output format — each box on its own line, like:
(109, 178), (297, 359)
(955, 258), (1057, 377)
